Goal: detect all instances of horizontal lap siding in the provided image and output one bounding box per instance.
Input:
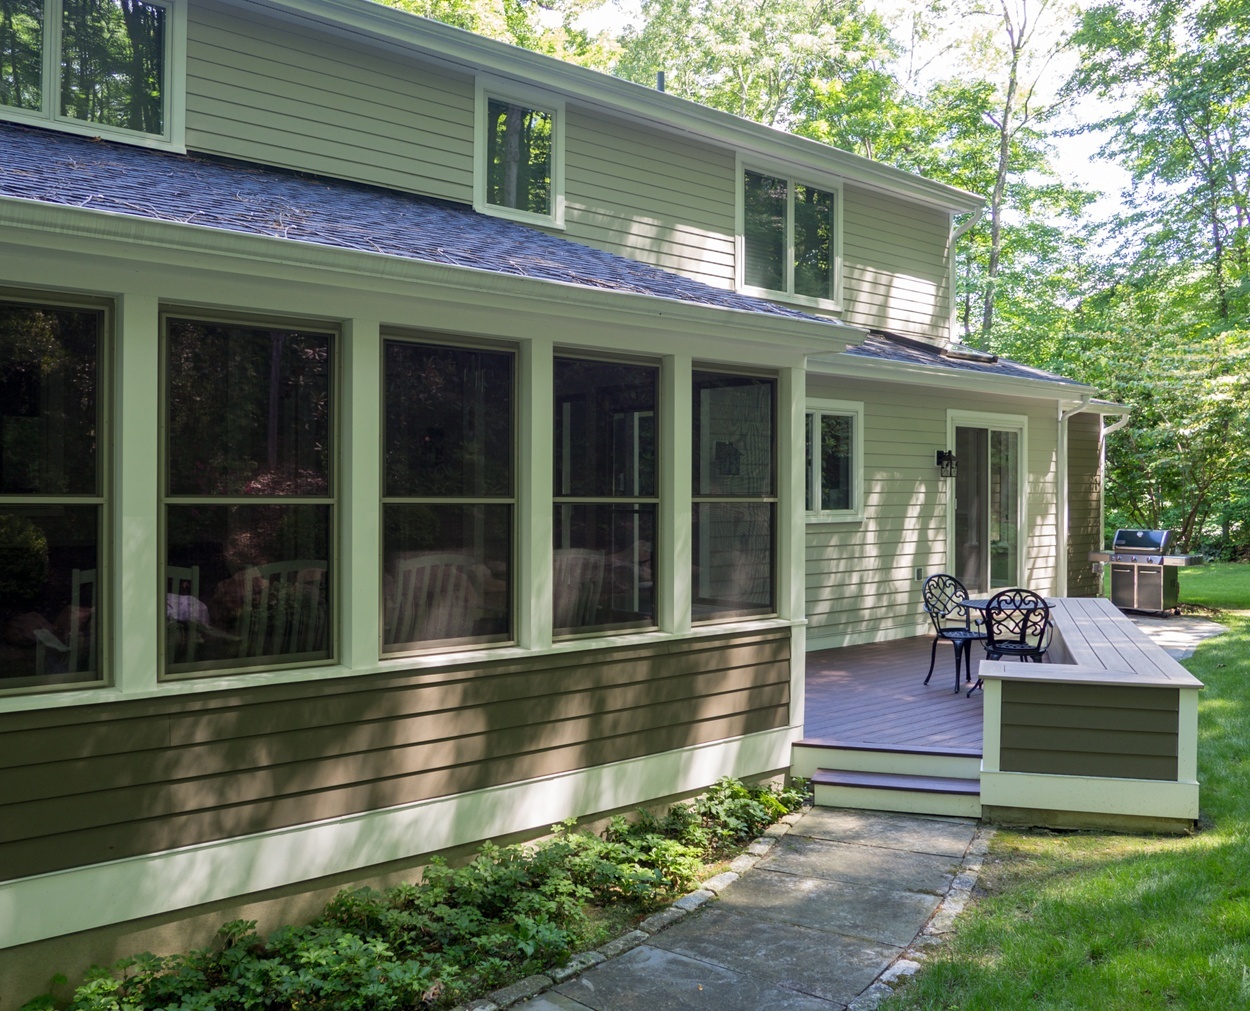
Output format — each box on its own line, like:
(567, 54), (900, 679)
(563, 111), (736, 286)
(804, 382), (1061, 644)
(1067, 413), (1102, 597)
(186, 2), (474, 203)
(0, 631), (789, 881)
(841, 186), (950, 341)
(1000, 681), (1179, 780)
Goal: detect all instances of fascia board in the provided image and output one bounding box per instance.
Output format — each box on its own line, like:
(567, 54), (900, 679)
(229, 0), (984, 215)
(810, 349), (1098, 401)
(0, 196), (863, 355)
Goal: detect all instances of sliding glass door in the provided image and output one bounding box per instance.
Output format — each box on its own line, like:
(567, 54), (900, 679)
(951, 416), (1024, 593)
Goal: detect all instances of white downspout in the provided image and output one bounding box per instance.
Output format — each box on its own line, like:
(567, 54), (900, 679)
(1098, 412), (1131, 580)
(948, 208), (985, 341)
(1057, 395), (1094, 596)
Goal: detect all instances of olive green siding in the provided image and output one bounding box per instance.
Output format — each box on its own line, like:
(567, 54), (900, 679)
(0, 630), (789, 882)
(999, 680), (1179, 781)
(803, 378), (1062, 646)
(1067, 412), (1102, 597)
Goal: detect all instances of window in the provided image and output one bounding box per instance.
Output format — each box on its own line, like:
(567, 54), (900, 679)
(739, 167), (842, 308)
(692, 370), (776, 621)
(0, 0), (184, 145)
(382, 338), (513, 653)
(554, 357), (657, 635)
(0, 295), (106, 690)
(805, 399), (863, 521)
(474, 78), (564, 227)
(162, 316), (334, 675)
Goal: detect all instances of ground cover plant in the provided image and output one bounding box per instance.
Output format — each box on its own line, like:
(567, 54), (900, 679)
(883, 565), (1250, 1010)
(23, 777), (806, 1011)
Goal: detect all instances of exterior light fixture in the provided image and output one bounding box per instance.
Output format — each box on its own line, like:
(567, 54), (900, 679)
(936, 450), (957, 478)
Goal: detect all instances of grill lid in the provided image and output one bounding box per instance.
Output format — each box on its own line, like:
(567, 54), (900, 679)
(1112, 529), (1174, 554)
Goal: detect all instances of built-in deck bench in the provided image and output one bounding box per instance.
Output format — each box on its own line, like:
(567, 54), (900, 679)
(977, 596), (1203, 832)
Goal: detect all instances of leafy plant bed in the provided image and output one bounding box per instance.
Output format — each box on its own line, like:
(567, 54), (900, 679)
(24, 777), (807, 1011)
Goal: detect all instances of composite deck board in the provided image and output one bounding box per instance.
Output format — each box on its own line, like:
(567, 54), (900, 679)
(804, 636), (984, 750)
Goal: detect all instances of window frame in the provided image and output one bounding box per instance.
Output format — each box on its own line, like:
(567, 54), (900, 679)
(735, 157), (843, 311)
(0, 289), (111, 694)
(690, 366), (778, 625)
(473, 75), (565, 229)
(804, 398), (864, 523)
(379, 331), (517, 657)
(0, 0), (187, 150)
(158, 308), (339, 679)
(552, 352), (661, 638)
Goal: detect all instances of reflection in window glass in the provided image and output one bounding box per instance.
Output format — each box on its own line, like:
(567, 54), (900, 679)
(60, 0), (165, 134)
(383, 506), (511, 651)
(164, 318), (333, 674)
(743, 169), (785, 292)
(486, 98), (552, 216)
(692, 371), (776, 621)
(166, 320), (330, 497)
(165, 504), (330, 671)
(806, 412), (852, 512)
(383, 341), (513, 652)
(0, 300), (103, 688)
(793, 184), (835, 300)
(554, 358), (658, 634)
(0, 0), (43, 112)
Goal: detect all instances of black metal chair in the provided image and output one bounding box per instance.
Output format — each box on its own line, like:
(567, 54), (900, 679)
(922, 574), (986, 693)
(969, 587), (1052, 696)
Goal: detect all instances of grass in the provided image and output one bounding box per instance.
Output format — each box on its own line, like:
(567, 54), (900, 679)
(884, 564), (1250, 1011)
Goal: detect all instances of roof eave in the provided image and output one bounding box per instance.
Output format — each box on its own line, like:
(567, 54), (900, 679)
(232, 0), (985, 214)
(809, 349), (1098, 400)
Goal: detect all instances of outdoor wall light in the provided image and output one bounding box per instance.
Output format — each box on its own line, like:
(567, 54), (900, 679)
(936, 450), (957, 478)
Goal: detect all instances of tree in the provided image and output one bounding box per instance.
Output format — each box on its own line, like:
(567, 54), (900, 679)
(1067, 0), (1250, 321)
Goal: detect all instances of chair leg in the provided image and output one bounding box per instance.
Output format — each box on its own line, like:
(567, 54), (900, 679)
(953, 641), (965, 693)
(924, 637), (939, 685)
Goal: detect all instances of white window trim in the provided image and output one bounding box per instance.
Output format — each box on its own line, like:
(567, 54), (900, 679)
(945, 409), (1029, 591)
(735, 155), (843, 312)
(474, 75), (565, 230)
(805, 398), (863, 523)
(0, 0), (187, 151)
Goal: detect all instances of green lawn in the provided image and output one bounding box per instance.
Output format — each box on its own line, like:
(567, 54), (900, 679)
(884, 564), (1250, 1010)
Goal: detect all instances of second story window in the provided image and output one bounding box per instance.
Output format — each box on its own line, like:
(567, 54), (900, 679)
(739, 167), (842, 309)
(475, 78), (564, 228)
(1, 0), (184, 146)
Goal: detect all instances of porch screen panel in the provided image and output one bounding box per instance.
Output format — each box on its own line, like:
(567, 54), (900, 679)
(553, 357), (658, 635)
(163, 317), (334, 674)
(0, 298), (104, 689)
(692, 370), (776, 621)
(382, 340), (513, 653)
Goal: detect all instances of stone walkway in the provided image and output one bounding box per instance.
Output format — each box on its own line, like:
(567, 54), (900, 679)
(462, 808), (990, 1011)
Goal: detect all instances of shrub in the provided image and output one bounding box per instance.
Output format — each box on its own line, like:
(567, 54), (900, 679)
(24, 776), (807, 1011)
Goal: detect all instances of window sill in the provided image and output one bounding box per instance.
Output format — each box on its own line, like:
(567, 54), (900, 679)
(806, 512), (865, 525)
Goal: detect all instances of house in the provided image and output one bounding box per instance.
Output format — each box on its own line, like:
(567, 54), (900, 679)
(0, 0), (1114, 995)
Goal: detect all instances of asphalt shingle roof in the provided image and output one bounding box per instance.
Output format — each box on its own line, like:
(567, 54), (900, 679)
(843, 331), (1087, 387)
(0, 122), (842, 326)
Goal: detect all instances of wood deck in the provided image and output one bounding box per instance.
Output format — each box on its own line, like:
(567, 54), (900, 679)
(804, 636), (984, 751)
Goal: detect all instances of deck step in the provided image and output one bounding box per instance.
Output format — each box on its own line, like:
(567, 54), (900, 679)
(792, 739), (982, 780)
(812, 768), (982, 818)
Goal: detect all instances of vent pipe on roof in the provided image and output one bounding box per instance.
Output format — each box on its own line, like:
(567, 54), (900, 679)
(657, 71), (666, 92)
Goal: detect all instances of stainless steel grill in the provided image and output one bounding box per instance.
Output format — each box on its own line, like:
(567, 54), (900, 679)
(1088, 529), (1204, 615)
